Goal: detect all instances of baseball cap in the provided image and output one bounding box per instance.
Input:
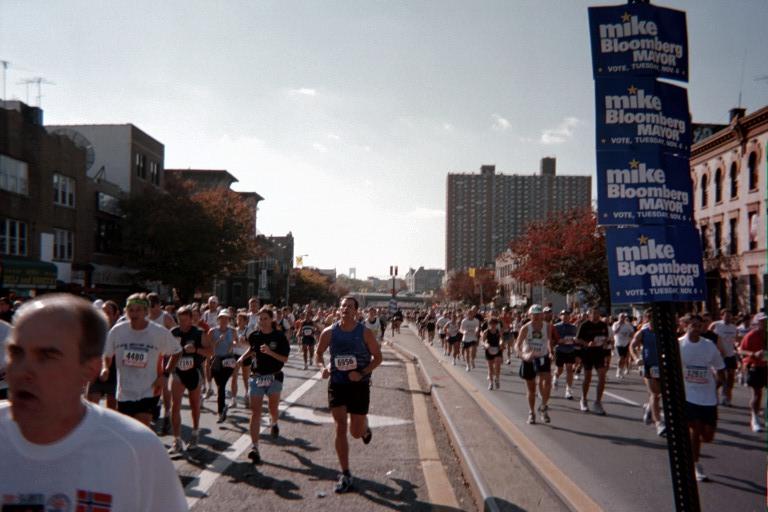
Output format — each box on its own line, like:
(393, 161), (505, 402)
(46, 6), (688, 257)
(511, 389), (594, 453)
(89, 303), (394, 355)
(543, 306), (552, 313)
(217, 310), (231, 318)
(754, 312), (767, 322)
(528, 304), (543, 314)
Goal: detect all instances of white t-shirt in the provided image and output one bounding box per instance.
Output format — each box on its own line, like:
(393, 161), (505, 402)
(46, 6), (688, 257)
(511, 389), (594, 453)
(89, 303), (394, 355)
(679, 335), (725, 406)
(201, 308), (219, 327)
(710, 320), (739, 358)
(0, 401), (188, 511)
(0, 319), (10, 392)
(104, 322), (181, 402)
(612, 321), (636, 348)
(147, 311), (175, 329)
(459, 318), (480, 342)
(246, 312), (260, 337)
(363, 318), (381, 339)
(436, 316), (449, 332)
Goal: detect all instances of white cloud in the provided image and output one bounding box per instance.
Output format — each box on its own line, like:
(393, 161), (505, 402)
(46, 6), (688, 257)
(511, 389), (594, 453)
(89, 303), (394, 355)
(540, 117), (580, 144)
(326, 133), (341, 140)
(443, 123), (454, 131)
(290, 88), (317, 96)
(312, 142), (328, 153)
(492, 114), (511, 131)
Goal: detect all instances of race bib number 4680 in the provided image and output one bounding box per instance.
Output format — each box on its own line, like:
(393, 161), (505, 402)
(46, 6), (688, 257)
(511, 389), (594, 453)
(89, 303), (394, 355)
(123, 349), (148, 368)
(334, 355), (357, 372)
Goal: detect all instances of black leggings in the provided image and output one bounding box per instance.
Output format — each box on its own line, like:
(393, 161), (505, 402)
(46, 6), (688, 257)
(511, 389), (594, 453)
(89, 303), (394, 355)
(211, 360), (234, 415)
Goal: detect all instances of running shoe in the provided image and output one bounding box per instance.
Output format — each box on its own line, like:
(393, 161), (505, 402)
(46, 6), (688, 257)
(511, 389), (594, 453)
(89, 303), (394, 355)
(229, 397), (237, 409)
(527, 412), (536, 424)
(271, 424), (280, 439)
(248, 446), (261, 464)
(539, 405), (551, 424)
(466, 365), (470, 372)
(488, 380), (493, 390)
(642, 403), (653, 425)
(362, 427), (372, 445)
(591, 401), (606, 416)
(564, 386), (574, 400)
(169, 438), (184, 454)
(580, 398), (589, 412)
(751, 416), (764, 433)
(694, 463), (707, 482)
(334, 474), (354, 494)
(655, 422), (667, 437)
(188, 430), (199, 449)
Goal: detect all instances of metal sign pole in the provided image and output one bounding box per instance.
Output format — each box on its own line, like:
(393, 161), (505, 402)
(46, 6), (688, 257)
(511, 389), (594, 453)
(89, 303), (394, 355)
(651, 301), (701, 512)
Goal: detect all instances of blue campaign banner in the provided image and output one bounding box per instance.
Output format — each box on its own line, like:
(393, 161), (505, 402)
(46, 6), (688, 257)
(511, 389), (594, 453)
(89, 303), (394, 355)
(589, 3), (687, 81)
(596, 77), (690, 155)
(606, 225), (705, 304)
(597, 149), (693, 226)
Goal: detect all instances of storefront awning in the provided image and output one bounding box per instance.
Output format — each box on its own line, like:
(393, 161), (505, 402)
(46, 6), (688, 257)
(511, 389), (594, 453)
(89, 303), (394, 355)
(0, 258), (58, 289)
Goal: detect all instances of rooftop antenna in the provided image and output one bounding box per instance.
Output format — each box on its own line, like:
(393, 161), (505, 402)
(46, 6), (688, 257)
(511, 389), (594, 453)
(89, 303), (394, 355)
(737, 49), (747, 108)
(0, 60), (8, 102)
(17, 76), (54, 107)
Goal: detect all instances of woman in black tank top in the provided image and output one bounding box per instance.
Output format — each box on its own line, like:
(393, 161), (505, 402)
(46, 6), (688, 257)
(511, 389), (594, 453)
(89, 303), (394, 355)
(483, 318), (504, 390)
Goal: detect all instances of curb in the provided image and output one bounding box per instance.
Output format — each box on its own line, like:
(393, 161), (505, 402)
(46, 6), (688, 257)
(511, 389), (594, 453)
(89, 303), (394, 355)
(389, 341), (500, 512)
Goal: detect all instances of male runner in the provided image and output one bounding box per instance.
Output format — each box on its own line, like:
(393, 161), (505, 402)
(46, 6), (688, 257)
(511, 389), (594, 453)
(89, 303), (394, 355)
(739, 312), (767, 432)
(709, 309), (740, 406)
(101, 293), (181, 427)
(576, 307), (610, 415)
(460, 308), (480, 371)
(612, 313), (635, 379)
(315, 296), (382, 494)
(147, 292), (176, 434)
(679, 314), (725, 481)
(515, 305), (556, 424)
(553, 310), (578, 400)
(2, 294), (187, 510)
(629, 309), (666, 436)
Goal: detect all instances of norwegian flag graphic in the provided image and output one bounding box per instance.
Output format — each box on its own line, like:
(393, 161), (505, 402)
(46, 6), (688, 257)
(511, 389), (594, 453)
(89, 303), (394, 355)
(76, 490), (112, 512)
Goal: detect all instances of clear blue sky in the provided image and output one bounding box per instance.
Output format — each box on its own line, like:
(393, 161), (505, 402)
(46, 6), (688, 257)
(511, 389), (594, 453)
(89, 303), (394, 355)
(2, 0), (766, 278)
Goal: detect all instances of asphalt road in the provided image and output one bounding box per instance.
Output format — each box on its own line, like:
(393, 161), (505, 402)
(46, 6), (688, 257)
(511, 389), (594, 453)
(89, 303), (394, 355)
(156, 346), (475, 511)
(410, 329), (765, 512)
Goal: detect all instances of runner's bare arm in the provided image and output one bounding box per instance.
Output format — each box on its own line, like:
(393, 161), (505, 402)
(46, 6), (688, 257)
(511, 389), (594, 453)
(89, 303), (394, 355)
(315, 327), (332, 376)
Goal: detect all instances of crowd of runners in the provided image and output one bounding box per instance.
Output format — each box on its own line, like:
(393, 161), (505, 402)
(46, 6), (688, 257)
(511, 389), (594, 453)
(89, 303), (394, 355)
(0, 290), (764, 509)
(410, 303), (766, 481)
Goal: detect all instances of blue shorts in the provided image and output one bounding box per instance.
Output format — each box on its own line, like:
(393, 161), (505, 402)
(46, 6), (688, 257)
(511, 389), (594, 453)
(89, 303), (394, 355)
(249, 373), (284, 398)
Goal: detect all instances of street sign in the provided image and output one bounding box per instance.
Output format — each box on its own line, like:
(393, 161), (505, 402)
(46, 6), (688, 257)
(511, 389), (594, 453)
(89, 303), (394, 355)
(597, 149), (693, 226)
(595, 77), (690, 155)
(388, 299), (397, 313)
(606, 225), (705, 304)
(589, 3), (688, 81)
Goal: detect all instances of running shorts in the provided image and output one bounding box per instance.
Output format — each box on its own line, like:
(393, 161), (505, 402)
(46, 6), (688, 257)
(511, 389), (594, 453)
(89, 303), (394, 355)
(723, 356), (738, 370)
(249, 372), (285, 398)
(117, 395), (160, 417)
(581, 347), (606, 371)
(328, 381), (371, 415)
(746, 365), (767, 389)
(616, 345), (629, 358)
(174, 368), (202, 391)
(519, 356), (552, 380)
(685, 401), (717, 427)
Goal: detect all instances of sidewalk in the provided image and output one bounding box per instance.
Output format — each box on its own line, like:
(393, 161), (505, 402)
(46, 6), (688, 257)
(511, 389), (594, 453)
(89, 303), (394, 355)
(390, 325), (573, 512)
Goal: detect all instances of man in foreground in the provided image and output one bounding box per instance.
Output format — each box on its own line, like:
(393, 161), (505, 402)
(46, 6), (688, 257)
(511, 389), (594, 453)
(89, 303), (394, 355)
(0, 294), (187, 510)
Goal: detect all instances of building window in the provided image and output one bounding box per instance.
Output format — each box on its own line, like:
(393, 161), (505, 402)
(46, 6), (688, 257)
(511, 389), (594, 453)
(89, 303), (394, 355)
(95, 218), (121, 254)
(53, 228), (74, 261)
(728, 218), (738, 255)
(0, 218), (28, 256)
(700, 174), (708, 207)
(700, 225), (709, 254)
(748, 211), (759, 250)
(0, 155), (29, 195)
(713, 221), (722, 256)
(52, 173), (76, 207)
(149, 161), (160, 186)
(714, 168), (723, 203)
(135, 153), (146, 179)
(747, 151), (758, 190)
(729, 162), (738, 198)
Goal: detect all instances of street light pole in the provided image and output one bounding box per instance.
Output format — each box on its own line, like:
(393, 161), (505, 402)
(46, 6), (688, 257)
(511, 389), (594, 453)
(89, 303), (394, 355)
(390, 265), (398, 297)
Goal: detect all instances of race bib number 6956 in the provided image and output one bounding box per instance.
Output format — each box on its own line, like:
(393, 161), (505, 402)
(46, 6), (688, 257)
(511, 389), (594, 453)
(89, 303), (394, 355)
(334, 355), (357, 372)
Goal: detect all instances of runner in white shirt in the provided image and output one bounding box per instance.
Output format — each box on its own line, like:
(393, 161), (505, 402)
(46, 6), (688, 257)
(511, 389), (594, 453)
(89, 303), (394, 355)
(2, 294), (187, 511)
(147, 292), (177, 435)
(679, 314), (726, 482)
(612, 313), (636, 379)
(246, 297), (261, 335)
(436, 312), (450, 356)
(362, 307), (382, 343)
(101, 293), (182, 427)
(709, 309), (740, 406)
(443, 313), (462, 366)
(459, 309), (480, 371)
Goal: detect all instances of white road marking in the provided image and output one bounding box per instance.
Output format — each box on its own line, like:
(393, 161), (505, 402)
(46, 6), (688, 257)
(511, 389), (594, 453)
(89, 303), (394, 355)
(187, 372), (322, 509)
(603, 391), (642, 407)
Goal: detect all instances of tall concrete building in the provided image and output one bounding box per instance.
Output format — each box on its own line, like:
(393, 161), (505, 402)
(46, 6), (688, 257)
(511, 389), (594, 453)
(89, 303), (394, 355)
(446, 158), (591, 273)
